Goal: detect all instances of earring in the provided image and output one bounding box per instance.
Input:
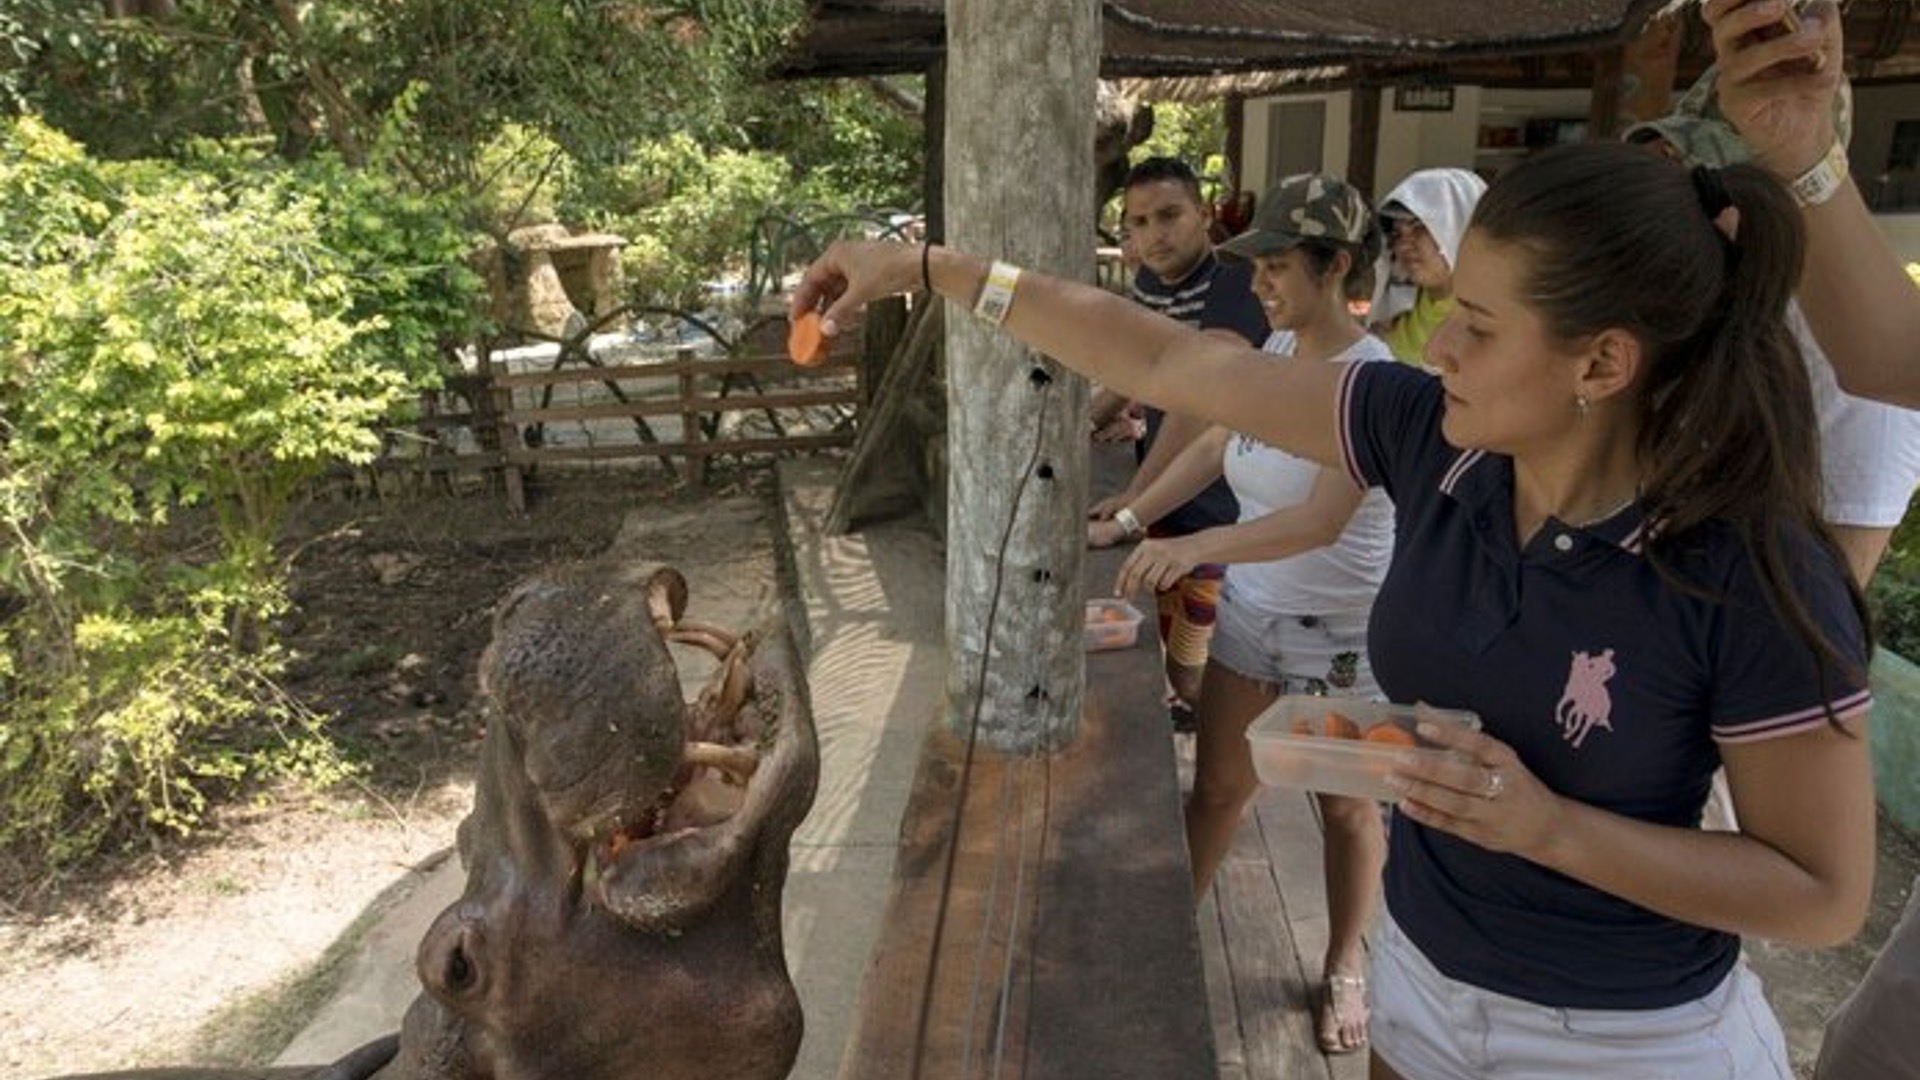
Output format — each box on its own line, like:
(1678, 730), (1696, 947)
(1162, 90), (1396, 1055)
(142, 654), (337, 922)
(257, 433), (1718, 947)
(1576, 393), (1590, 418)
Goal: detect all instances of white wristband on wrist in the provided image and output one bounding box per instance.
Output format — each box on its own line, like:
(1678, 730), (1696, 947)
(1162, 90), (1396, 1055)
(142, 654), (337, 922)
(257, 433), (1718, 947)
(1788, 140), (1849, 208)
(1114, 506), (1145, 540)
(973, 261), (1022, 325)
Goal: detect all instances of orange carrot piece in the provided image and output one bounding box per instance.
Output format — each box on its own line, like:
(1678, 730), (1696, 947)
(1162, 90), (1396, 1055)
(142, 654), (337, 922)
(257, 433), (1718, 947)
(1324, 711), (1361, 739)
(788, 310), (828, 367)
(1364, 723), (1418, 747)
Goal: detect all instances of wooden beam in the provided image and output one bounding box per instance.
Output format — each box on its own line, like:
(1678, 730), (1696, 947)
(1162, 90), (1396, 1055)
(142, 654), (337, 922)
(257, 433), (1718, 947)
(923, 57), (947, 244)
(943, 0), (1096, 754)
(1348, 82), (1381, 198)
(1223, 93), (1247, 192)
(1588, 46), (1625, 141)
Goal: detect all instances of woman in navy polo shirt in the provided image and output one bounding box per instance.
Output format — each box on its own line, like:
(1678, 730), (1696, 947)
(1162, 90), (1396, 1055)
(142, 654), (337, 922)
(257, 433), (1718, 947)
(793, 139), (1875, 1078)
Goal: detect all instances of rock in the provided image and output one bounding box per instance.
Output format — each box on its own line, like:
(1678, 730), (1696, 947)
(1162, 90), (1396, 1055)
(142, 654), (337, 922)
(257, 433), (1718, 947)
(368, 553), (421, 586)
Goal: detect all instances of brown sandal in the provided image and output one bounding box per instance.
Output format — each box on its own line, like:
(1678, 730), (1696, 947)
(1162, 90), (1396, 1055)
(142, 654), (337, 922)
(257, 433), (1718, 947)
(1317, 972), (1370, 1055)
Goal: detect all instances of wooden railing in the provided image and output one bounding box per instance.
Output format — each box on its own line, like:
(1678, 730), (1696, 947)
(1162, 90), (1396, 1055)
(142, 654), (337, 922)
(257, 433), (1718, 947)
(354, 333), (864, 511)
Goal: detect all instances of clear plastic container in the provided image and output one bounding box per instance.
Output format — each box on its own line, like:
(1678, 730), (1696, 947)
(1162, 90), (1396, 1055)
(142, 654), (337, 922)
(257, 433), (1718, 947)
(1245, 697), (1482, 801)
(1083, 598), (1145, 652)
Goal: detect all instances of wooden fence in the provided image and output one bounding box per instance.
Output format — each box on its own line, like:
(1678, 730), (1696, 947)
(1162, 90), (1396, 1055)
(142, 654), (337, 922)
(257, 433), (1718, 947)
(363, 333), (865, 512)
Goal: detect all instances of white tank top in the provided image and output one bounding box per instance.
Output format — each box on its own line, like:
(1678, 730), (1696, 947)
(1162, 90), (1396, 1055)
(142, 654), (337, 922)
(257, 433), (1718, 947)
(1221, 331), (1396, 615)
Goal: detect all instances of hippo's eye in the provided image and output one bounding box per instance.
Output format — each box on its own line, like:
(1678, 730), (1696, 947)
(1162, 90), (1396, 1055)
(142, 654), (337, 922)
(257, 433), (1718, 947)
(445, 944), (475, 992)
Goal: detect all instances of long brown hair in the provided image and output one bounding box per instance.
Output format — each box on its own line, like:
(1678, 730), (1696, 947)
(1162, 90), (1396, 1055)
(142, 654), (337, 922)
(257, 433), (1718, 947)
(1471, 141), (1871, 702)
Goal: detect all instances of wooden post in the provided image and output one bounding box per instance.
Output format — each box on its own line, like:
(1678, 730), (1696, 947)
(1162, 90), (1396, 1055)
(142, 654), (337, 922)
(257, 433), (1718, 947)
(1348, 82), (1382, 198)
(1223, 93), (1246, 193)
(862, 296), (910, 412)
(677, 345), (705, 489)
(945, 0), (1096, 754)
(1590, 47), (1625, 141)
(486, 348), (527, 513)
(923, 57), (947, 244)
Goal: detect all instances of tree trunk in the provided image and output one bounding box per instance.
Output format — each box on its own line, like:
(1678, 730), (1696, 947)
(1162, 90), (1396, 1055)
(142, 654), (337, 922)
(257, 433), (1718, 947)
(944, 0), (1098, 754)
(268, 0), (367, 166)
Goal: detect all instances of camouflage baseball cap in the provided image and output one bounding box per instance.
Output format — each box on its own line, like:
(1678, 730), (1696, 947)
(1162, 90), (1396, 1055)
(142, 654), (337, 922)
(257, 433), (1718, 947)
(1218, 173), (1372, 262)
(1623, 64), (1853, 169)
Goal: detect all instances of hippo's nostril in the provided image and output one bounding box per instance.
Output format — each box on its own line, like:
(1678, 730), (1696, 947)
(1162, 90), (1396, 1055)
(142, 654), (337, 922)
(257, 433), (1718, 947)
(446, 944), (474, 992)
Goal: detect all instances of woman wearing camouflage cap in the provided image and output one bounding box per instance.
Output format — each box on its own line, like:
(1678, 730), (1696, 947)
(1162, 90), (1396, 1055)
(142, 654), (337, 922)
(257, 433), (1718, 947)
(1089, 173), (1393, 1055)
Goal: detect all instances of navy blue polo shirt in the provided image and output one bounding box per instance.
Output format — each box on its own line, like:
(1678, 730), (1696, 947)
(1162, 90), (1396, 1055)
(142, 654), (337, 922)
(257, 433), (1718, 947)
(1129, 251), (1267, 536)
(1335, 362), (1871, 1010)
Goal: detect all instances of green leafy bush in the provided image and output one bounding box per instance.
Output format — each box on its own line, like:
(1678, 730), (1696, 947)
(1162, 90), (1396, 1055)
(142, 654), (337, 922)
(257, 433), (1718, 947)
(0, 118), (491, 871)
(1872, 496), (1920, 660)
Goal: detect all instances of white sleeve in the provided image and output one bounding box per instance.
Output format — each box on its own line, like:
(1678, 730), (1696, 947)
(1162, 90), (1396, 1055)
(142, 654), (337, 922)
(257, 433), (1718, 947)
(1797, 307), (1920, 527)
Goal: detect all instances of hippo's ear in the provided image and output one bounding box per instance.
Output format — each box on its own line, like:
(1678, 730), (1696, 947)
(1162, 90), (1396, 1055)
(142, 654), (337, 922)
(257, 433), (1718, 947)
(645, 567), (689, 632)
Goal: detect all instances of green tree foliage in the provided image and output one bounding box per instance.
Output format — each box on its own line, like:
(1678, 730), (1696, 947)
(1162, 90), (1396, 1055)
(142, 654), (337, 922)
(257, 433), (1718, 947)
(1131, 101), (1228, 188)
(567, 133), (793, 307)
(0, 2), (807, 174)
(0, 118), (479, 869)
(0, 3), (925, 876)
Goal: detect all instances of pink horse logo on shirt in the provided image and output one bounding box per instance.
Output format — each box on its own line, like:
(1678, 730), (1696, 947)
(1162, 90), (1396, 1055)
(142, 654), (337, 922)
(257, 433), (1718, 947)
(1554, 649), (1617, 750)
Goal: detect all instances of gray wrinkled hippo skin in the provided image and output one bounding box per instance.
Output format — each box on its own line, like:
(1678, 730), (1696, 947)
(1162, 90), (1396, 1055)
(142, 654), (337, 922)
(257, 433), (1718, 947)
(60, 561), (819, 1080)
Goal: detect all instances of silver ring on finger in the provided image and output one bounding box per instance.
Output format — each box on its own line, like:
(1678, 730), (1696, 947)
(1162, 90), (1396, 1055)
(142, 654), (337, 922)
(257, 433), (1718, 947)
(1483, 768), (1505, 800)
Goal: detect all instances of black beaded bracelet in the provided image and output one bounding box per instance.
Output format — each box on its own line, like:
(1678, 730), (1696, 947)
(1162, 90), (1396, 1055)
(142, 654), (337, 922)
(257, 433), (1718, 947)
(921, 240), (933, 295)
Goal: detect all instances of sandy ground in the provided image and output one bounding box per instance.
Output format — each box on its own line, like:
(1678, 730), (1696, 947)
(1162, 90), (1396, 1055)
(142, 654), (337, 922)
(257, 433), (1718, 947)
(0, 465), (779, 1079)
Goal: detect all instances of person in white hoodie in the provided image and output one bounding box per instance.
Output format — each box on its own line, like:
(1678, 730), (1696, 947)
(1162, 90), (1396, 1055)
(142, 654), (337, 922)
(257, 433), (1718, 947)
(1368, 168), (1487, 366)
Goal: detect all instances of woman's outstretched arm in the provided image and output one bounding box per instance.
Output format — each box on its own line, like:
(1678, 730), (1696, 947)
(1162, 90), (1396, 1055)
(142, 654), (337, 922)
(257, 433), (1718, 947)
(795, 240), (1350, 469)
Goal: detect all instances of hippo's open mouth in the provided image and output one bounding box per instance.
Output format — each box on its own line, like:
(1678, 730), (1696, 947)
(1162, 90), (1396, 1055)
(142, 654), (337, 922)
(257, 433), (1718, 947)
(582, 616), (806, 934)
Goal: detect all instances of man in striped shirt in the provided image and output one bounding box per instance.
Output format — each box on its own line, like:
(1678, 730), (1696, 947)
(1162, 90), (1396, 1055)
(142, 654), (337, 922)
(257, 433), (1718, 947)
(1089, 157), (1269, 729)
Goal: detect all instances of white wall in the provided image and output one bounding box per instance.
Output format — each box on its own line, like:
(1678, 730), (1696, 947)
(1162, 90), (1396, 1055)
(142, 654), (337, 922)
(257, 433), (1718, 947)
(1245, 85), (1586, 203)
(1374, 85), (1483, 199)
(1241, 91), (1351, 200)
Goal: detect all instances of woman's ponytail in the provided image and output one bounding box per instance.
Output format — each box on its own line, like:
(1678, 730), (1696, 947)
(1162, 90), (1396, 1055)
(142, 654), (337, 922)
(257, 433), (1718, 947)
(1474, 142), (1871, 702)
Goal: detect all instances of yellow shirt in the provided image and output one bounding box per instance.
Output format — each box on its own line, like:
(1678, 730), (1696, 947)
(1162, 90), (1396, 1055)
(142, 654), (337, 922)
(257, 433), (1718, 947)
(1380, 292), (1454, 366)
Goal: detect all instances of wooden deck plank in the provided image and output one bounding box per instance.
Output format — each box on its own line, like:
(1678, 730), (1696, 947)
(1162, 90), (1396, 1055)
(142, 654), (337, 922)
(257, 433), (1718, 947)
(1217, 821), (1327, 1079)
(1254, 790), (1372, 1080)
(836, 536), (1215, 1080)
(1197, 889), (1247, 1078)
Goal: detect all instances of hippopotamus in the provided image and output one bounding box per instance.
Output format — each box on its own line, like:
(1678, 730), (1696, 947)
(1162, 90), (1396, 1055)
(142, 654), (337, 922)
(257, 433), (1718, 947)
(63, 560), (820, 1080)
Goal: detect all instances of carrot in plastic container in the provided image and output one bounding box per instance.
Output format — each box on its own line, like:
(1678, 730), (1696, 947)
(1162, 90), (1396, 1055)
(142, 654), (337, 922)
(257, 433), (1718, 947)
(1323, 711), (1361, 739)
(788, 310), (829, 367)
(1364, 723), (1418, 747)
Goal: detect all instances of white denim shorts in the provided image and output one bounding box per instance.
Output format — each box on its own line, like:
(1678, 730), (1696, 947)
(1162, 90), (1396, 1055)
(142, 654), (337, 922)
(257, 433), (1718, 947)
(1369, 907), (1793, 1080)
(1208, 589), (1380, 699)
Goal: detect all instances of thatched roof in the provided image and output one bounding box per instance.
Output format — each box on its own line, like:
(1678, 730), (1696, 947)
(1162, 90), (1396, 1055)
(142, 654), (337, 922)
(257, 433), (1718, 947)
(782, 1), (1920, 86)
(781, 0), (1673, 79)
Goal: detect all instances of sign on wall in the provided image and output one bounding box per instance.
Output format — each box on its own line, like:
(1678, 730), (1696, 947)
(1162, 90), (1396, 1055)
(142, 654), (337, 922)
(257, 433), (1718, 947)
(1394, 85), (1456, 113)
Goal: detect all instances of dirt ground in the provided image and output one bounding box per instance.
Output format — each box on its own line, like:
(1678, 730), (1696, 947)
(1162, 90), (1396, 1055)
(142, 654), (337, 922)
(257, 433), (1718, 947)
(0, 461), (783, 1080)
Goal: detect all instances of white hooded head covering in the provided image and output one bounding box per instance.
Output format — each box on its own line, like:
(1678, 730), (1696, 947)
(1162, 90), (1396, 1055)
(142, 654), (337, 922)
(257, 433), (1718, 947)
(1369, 168), (1488, 325)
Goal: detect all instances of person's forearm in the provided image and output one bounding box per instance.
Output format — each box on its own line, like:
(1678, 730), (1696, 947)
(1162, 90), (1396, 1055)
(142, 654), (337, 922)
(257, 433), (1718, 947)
(1795, 180), (1920, 408)
(1180, 506), (1345, 567)
(1131, 411), (1210, 498)
(923, 247), (1345, 467)
(1125, 427), (1229, 528)
(1532, 791), (1871, 948)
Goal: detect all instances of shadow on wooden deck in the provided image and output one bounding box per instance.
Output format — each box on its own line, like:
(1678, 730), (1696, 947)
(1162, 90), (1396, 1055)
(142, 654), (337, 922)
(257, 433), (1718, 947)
(1176, 739), (1368, 1080)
